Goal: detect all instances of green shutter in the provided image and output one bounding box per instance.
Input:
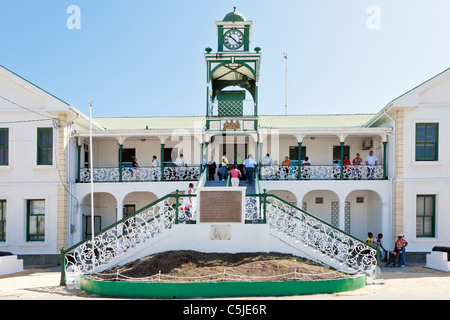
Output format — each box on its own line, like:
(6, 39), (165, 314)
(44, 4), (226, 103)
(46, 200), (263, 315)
(37, 128), (53, 165)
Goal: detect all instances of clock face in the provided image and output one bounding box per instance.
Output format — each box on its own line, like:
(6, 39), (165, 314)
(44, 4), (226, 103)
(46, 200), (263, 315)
(223, 29), (244, 50)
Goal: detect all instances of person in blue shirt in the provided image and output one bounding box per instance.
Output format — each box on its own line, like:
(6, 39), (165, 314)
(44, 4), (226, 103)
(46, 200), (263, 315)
(243, 154), (257, 186)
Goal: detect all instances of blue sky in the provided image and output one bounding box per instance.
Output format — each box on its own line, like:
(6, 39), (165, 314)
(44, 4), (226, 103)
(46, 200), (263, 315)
(1, 0), (450, 118)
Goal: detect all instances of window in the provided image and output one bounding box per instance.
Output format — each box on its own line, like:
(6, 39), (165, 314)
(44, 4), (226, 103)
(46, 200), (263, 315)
(416, 123), (438, 161)
(0, 128), (8, 165)
(164, 147), (178, 163)
(289, 146), (306, 161)
(333, 145), (350, 162)
(84, 216), (101, 239)
(0, 200), (6, 242)
(27, 200), (45, 241)
(123, 204), (136, 218)
(416, 195), (435, 237)
(37, 128), (53, 165)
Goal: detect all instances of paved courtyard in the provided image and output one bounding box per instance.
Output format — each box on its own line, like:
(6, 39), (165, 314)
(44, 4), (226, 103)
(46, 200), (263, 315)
(0, 262), (449, 300)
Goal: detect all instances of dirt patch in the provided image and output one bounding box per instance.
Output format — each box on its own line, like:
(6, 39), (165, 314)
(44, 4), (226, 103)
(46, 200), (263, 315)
(94, 251), (350, 282)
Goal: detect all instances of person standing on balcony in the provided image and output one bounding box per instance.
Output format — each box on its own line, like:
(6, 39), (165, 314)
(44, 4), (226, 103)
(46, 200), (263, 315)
(151, 156), (159, 181)
(261, 154), (273, 166)
(301, 156), (311, 180)
(352, 153), (363, 165)
(175, 153), (187, 167)
(365, 151), (378, 179)
(352, 153), (363, 179)
(229, 165), (241, 187)
(244, 154), (257, 186)
(365, 151), (378, 166)
(132, 157), (139, 181)
(282, 156), (290, 179)
(221, 152), (229, 181)
(343, 154), (351, 179)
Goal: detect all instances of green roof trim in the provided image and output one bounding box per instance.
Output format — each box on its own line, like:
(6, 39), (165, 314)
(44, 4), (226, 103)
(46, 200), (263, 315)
(258, 114), (377, 128)
(93, 114), (377, 130)
(93, 116), (206, 130)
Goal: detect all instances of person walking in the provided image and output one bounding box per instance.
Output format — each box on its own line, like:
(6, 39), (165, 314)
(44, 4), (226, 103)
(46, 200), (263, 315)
(243, 154), (257, 186)
(229, 165), (241, 187)
(221, 152), (229, 181)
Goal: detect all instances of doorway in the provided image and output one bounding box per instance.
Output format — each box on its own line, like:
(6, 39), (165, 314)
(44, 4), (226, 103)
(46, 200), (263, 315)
(219, 135), (249, 164)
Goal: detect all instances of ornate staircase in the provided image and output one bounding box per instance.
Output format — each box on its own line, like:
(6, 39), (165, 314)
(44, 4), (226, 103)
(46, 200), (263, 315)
(61, 173), (378, 286)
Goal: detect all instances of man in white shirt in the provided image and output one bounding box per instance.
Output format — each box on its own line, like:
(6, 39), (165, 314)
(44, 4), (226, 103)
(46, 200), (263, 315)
(261, 153), (273, 166)
(365, 151), (378, 166)
(175, 154), (187, 167)
(152, 155), (159, 167)
(151, 155), (159, 181)
(365, 151), (378, 179)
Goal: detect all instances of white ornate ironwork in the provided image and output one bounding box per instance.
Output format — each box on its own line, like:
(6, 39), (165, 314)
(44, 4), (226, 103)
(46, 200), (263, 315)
(265, 196), (378, 278)
(244, 196), (261, 221)
(63, 196), (178, 279)
(80, 167), (120, 182)
(122, 167), (161, 182)
(260, 165), (384, 180)
(79, 166), (202, 183)
(260, 165), (298, 180)
(163, 166), (201, 181)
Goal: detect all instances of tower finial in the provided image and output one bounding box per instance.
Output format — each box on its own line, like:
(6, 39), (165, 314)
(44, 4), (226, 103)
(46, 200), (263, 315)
(233, 6), (236, 12)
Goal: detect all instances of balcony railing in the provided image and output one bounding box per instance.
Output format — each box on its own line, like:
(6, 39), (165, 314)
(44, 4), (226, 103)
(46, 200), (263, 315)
(260, 164), (385, 181)
(79, 165), (202, 183)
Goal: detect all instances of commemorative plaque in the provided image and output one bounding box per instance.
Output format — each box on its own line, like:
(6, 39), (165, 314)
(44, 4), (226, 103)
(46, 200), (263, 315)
(198, 188), (244, 223)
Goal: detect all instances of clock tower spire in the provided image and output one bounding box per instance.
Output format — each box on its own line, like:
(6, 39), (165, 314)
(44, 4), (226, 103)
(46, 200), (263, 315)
(204, 9), (261, 131)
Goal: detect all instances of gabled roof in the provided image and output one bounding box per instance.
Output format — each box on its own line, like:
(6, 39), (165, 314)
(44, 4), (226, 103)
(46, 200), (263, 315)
(0, 65), (70, 107)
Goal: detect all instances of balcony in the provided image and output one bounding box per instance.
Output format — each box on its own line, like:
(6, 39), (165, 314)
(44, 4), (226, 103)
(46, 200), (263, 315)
(78, 165), (202, 183)
(260, 164), (385, 181)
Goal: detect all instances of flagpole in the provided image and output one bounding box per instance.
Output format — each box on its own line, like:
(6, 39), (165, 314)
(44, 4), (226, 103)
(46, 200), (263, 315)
(89, 101), (95, 272)
(284, 52), (288, 115)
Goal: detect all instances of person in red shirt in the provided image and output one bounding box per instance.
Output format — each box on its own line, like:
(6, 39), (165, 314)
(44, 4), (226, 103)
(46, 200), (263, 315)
(352, 153), (363, 165)
(395, 234), (408, 267)
(229, 165), (241, 187)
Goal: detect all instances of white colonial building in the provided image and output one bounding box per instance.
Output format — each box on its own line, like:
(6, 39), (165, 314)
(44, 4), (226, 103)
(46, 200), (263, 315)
(1, 9), (449, 266)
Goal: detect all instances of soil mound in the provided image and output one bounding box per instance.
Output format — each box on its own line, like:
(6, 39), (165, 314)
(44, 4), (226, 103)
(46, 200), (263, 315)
(96, 251), (350, 282)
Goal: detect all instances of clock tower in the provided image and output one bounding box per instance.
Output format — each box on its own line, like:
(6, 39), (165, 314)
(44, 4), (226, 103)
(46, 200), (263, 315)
(205, 8), (261, 132)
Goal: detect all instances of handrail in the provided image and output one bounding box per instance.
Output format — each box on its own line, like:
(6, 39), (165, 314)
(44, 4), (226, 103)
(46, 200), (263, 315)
(60, 192), (198, 285)
(61, 181), (377, 284)
(265, 193), (372, 248)
(261, 192), (378, 277)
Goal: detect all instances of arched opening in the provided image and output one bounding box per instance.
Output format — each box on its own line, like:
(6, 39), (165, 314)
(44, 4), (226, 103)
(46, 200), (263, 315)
(301, 190), (340, 225)
(122, 191), (159, 218)
(266, 190), (297, 206)
(81, 192), (117, 240)
(345, 190), (383, 241)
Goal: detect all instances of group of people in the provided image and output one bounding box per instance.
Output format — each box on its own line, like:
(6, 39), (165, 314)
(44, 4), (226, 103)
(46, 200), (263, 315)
(366, 232), (408, 266)
(206, 153), (258, 186)
(259, 151), (378, 168)
(350, 151), (378, 166)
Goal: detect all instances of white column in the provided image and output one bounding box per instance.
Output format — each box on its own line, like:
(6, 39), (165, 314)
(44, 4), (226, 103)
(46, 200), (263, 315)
(116, 203), (124, 222)
(338, 201), (346, 231)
